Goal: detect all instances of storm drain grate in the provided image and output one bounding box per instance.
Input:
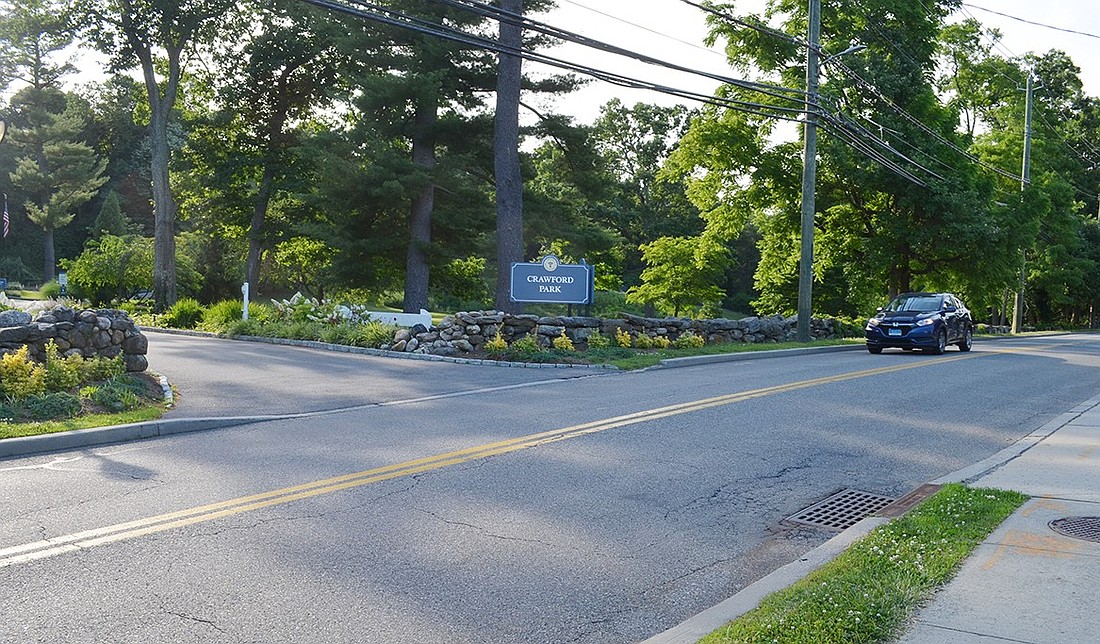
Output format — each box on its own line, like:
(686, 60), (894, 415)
(786, 488), (896, 531)
(1049, 516), (1100, 543)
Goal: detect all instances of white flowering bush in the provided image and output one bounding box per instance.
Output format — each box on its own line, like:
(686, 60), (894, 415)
(270, 292), (324, 322)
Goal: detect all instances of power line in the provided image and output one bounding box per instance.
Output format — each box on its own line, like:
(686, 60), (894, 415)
(962, 3), (1100, 41)
(430, 0), (808, 104)
(298, 0), (809, 124)
(559, 0), (727, 61)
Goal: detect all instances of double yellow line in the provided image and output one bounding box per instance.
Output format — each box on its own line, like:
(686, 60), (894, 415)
(1, 351), (984, 568)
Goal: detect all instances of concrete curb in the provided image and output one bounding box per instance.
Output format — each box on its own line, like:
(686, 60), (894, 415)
(0, 415), (280, 459)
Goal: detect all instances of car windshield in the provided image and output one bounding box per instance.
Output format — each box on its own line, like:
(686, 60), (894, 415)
(886, 295), (942, 313)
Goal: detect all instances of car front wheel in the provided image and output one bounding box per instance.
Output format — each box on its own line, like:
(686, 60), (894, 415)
(926, 329), (947, 355)
(867, 345), (883, 354)
(958, 327), (973, 352)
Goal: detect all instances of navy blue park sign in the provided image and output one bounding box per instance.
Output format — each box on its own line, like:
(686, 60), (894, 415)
(510, 255), (594, 304)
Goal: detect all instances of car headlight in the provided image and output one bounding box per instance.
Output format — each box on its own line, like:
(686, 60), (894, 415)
(916, 318), (936, 326)
(866, 318), (881, 329)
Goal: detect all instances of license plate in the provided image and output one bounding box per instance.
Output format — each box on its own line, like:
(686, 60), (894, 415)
(888, 328), (902, 336)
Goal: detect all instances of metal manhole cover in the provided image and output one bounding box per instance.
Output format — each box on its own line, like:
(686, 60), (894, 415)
(787, 488), (896, 531)
(1049, 517), (1100, 543)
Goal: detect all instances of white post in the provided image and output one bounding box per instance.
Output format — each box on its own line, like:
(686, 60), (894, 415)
(242, 282), (250, 320)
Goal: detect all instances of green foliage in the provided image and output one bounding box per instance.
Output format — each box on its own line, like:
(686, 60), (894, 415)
(199, 300), (271, 331)
(161, 297), (205, 329)
(585, 331), (611, 350)
(615, 327), (632, 348)
(355, 322), (397, 348)
(81, 375), (147, 412)
(22, 392), (82, 420)
(269, 237), (336, 302)
(627, 236), (729, 317)
(63, 234), (202, 306)
(506, 333), (541, 360)
(40, 280), (62, 299)
(90, 189), (139, 238)
(43, 341), (82, 391)
(430, 255), (491, 310)
(78, 355), (125, 382)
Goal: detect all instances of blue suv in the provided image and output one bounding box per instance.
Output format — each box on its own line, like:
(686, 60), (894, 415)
(865, 292), (974, 354)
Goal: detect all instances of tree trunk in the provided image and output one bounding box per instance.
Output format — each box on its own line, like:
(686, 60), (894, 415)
(404, 97), (436, 313)
(493, 0), (524, 314)
(43, 228), (55, 283)
(245, 163), (278, 293)
(150, 104), (178, 311)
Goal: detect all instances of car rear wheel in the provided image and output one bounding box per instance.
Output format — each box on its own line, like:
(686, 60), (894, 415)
(926, 329), (947, 355)
(867, 345), (883, 354)
(958, 327), (973, 352)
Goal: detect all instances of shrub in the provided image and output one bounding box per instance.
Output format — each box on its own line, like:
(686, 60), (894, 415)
(586, 331), (611, 350)
(43, 341), (82, 392)
(674, 332), (706, 349)
(22, 391), (82, 420)
(615, 327), (632, 348)
(634, 334), (653, 349)
(485, 326), (508, 354)
(319, 324), (373, 346)
(161, 298), (205, 329)
(0, 346), (47, 399)
(220, 318), (267, 338)
(270, 292), (324, 323)
(40, 280), (62, 299)
(552, 330), (575, 352)
(508, 332), (541, 358)
(201, 299), (270, 331)
(356, 322), (398, 348)
(79, 355), (126, 382)
(652, 335), (671, 349)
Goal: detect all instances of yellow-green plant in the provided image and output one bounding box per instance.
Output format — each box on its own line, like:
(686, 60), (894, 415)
(615, 327), (632, 348)
(0, 346), (47, 399)
(43, 341), (83, 391)
(634, 334), (653, 349)
(652, 335), (671, 349)
(485, 326), (508, 354)
(552, 330), (575, 351)
(674, 331), (706, 349)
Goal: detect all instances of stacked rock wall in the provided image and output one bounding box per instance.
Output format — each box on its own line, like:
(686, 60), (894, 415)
(383, 311), (844, 357)
(0, 306), (149, 372)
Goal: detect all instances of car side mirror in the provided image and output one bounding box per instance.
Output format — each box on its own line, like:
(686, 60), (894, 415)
(944, 305), (957, 313)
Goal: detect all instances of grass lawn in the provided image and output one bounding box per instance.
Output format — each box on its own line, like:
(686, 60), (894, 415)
(701, 484), (1027, 643)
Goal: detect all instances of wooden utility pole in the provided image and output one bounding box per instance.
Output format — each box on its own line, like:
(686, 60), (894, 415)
(1011, 72), (1034, 334)
(796, 0), (821, 343)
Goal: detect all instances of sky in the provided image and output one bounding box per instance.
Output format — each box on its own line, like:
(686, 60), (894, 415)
(534, 0), (1100, 124)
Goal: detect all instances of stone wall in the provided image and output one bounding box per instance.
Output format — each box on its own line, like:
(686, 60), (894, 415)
(0, 306), (149, 372)
(384, 311), (845, 357)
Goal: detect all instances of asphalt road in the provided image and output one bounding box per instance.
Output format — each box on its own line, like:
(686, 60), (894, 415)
(2, 332), (1099, 643)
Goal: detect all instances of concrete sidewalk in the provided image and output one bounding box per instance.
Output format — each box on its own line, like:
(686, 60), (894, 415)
(897, 395), (1100, 643)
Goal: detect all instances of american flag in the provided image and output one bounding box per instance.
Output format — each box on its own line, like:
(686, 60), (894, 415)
(2, 193), (8, 238)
